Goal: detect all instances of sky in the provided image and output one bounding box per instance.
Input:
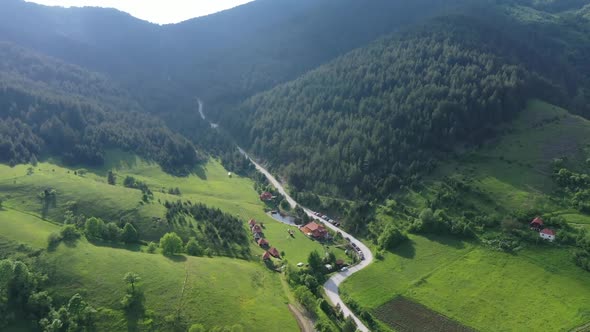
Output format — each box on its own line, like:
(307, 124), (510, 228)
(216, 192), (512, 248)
(24, 0), (256, 24)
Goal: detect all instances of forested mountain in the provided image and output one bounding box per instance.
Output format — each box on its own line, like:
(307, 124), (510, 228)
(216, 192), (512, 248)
(0, 0), (471, 139)
(0, 42), (200, 174)
(223, 5), (590, 199)
(1, 0), (589, 195)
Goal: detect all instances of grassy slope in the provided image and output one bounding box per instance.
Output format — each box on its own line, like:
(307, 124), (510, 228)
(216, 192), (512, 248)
(0, 154), (345, 330)
(342, 100), (590, 331)
(0, 153), (337, 264)
(435, 100), (590, 225)
(343, 235), (590, 331)
(0, 202), (298, 331)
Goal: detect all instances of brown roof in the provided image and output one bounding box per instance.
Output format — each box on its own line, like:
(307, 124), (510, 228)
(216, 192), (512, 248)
(252, 225), (262, 233)
(258, 238), (269, 246)
(305, 222), (324, 231)
(269, 247), (280, 258)
(531, 217), (544, 226)
(541, 228), (555, 236)
(248, 219), (256, 226)
(262, 251), (271, 260)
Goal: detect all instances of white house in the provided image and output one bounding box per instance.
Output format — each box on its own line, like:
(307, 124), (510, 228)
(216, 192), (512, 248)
(540, 228), (556, 242)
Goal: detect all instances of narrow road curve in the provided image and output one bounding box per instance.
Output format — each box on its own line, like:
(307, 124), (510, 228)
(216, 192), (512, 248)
(200, 100), (373, 331)
(238, 148), (373, 332)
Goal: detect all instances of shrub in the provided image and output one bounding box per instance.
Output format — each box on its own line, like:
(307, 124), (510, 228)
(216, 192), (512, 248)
(121, 223), (139, 243)
(47, 232), (62, 247)
(160, 232), (183, 255)
(146, 242), (158, 254)
(60, 225), (80, 241)
(185, 238), (202, 256)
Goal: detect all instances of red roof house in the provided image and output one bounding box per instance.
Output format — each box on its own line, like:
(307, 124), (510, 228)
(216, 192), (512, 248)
(251, 224), (263, 234)
(269, 247), (281, 258)
(530, 217), (544, 229)
(262, 251), (271, 260)
(540, 228), (556, 241)
(258, 238), (269, 247)
(260, 192), (273, 201)
(301, 222), (328, 239)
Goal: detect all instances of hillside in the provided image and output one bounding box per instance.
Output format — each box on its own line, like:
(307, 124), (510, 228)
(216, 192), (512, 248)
(0, 152), (350, 330)
(0, 0), (472, 145)
(339, 100), (590, 331)
(223, 3), (590, 201)
(0, 42), (201, 174)
(0, 208), (298, 332)
(224, 15), (533, 199)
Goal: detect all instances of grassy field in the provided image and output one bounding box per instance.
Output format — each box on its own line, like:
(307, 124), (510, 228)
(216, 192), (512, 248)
(0, 207), (299, 331)
(0, 152), (343, 330)
(342, 100), (590, 331)
(433, 100), (590, 219)
(0, 152), (335, 264)
(342, 235), (590, 331)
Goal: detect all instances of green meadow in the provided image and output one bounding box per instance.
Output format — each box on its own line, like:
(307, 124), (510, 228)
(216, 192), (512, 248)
(342, 100), (590, 331)
(0, 152), (341, 330)
(0, 152), (334, 264)
(0, 208), (297, 331)
(342, 235), (590, 331)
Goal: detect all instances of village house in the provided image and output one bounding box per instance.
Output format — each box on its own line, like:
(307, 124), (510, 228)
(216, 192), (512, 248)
(540, 228), (556, 242)
(251, 224), (263, 234)
(262, 251), (271, 261)
(248, 219), (256, 227)
(530, 217), (544, 231)
(258, 238), (269, 248)
(259, 192), (273, 201)
(269, 247), (281, 258)
(301, 221), (328, 240)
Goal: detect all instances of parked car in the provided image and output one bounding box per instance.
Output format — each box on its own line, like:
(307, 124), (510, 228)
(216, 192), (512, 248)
(340, 266), (349, 272)
(297, 262), (304, 267)
(322, 215), (328, 219)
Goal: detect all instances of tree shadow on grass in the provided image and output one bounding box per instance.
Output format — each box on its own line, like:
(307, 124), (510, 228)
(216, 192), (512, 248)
(124, 292), (146, 332)
(164, 254), (187, 262)
(391, 239), (416, 259)
(89, 240), (143, 252)
(422, 233), (469, 250)
(191, 164), (207, 180)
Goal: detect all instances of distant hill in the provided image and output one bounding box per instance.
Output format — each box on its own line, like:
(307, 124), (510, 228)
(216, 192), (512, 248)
(0, 42), (200, 174)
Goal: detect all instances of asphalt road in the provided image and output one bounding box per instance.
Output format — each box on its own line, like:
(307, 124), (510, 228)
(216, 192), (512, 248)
(200, 100), (372, 331)
(238, 148), (373, 332)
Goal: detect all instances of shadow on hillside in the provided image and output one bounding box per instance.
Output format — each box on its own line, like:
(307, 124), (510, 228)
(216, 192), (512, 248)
(124, 293), (146, 332)
(422, 233), (468, 249)
(191, 164), (207, 180)
(391, 239), (416, 259)
(164, 254), (187, 262)
(90, 240), (143, 252)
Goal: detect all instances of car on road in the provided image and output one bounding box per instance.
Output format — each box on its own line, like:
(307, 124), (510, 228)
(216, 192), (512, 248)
(340, 266), (349, 272)
(322, 215), (328, 219)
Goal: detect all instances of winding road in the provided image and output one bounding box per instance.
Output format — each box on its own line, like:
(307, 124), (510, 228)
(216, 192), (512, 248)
(200, 100), (373, 332)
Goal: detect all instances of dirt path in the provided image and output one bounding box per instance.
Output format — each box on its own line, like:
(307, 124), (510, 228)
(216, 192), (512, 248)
(288, 304), (315, 332)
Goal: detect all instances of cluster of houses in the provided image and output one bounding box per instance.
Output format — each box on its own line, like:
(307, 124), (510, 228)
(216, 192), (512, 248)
(300, 221), (329, 240)
(530, 217), (556, 242)
(249, 219), (281, 260)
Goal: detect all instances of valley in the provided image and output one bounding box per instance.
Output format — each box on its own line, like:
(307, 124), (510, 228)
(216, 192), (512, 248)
(2, 0), (590, 331)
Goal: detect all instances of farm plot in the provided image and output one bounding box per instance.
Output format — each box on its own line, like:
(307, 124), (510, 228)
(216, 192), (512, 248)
(374, 296), (475, 332)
